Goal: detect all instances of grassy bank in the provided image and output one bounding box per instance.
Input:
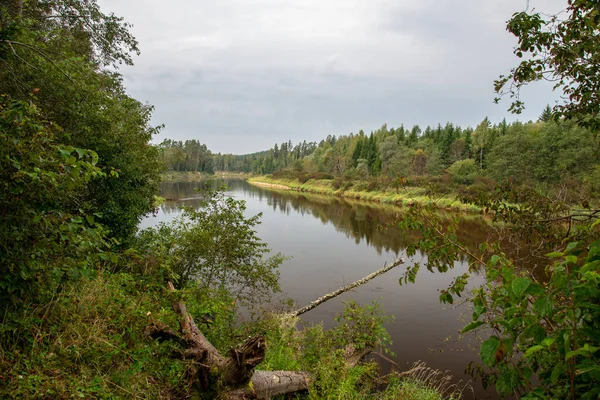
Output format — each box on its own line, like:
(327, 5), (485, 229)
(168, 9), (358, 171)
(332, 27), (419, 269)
(160, 171), (213, 182)
(248, 175), (482, 213)
(214, 171), (254, 179)
(1, 270), (458, 399)
(161, 171), (253, 182)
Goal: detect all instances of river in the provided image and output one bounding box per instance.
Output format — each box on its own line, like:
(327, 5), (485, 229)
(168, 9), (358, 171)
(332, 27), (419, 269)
(141, 179), (505, 399)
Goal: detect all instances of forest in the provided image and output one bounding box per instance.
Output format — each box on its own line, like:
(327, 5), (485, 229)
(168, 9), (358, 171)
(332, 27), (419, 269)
(167, 111), (599, 205)
(208, 115), (597, 202)
(1, 0), (599, 399)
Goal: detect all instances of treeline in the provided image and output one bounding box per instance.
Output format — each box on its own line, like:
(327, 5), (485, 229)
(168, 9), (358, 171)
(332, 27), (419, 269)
(213, 140), (318, 173)
(219, 111), (599, 198)
(159, 139), (214, 173)
(160, 139), (319, 174)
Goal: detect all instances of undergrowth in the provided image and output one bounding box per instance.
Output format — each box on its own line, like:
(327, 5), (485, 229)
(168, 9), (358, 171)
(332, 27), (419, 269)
(0, 273), (458, 399)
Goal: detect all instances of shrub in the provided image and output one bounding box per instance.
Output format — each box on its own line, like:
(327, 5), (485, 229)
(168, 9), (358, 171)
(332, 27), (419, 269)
(332, 178), (344, 190)
(447, 159), (479, 184)
(136, 188), (285, 304)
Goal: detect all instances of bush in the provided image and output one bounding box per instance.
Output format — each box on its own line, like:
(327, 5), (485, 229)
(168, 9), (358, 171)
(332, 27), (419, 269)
(367, 180), (380, 191)
(0, 98), (109, 304)
(447, 159), (479, 184)
(271, 170), (301, 180)
(136, 188), (285, 304)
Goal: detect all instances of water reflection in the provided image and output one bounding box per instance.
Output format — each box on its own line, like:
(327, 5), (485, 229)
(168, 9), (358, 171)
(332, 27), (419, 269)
(146, 179), (508, 399)
(158, 180), (497, 259)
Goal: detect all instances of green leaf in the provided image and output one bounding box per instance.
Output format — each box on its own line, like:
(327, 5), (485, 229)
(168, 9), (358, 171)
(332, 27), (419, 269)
(480, 336), (501, 367)
(473, 304), (486, 320)
(546, 251), (564, 258)
(511, 277), (531, 298)
(533, 296), (552, 317)
(551, 363), (566, 384)
(566, 344), (599, 360)
(461, 320), (486, 334)
(576, 365), (600, 376)
(565, 241), (579, 254)
(496, 368), (520, 395)
(525, 282), (545, 296)
(524, 345), (544, 358)
(565, 242), (579, 254)
(581, 260), (600, 273)
(565, 255), (578, 264)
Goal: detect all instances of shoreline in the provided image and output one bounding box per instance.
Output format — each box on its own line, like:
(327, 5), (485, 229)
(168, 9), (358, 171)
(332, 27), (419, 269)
(249, 181), (292, 190)
(247, 176), (482, 213)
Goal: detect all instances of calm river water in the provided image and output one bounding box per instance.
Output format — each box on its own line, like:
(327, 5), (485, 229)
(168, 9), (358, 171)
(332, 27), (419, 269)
(141, 179), (504, 399)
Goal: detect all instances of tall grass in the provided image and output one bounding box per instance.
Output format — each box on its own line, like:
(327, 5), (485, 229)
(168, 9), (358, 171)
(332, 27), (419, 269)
(248, 176), (481, 213)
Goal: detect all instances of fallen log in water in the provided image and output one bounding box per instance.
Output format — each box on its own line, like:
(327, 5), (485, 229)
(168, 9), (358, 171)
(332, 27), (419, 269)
(147, 259), (404, 398)
(290, 258), (404, 317)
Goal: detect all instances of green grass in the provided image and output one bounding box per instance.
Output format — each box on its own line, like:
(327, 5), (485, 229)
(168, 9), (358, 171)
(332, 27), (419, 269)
(160, 170), (213, 182)
(382, 379), (449, 400)
(0, 273), (188, 399)
(248, 176), (481, 213)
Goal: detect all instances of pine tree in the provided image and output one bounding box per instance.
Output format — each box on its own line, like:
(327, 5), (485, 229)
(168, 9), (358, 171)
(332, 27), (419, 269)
(539, 104), (553, 122)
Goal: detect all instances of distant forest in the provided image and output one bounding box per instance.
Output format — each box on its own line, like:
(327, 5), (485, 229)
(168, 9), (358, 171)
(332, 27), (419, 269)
(161, 106), (599, 197)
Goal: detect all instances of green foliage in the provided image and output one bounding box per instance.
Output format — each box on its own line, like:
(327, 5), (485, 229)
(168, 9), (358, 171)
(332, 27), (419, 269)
(0, 272), (188, 399)
(486, 121), (597, 185)
(398, 185), (600, 399)
(214, 140), (317, 174)
(137, 186), (284, 304)
(260, 301), (404, 399)
(466, 232), (600, 399)
(539, 105), (553, 122)
(333, 300), (393, 352)
(0, 0), (162, 243)
(159, 139), (214, 173)
(447, 159), (478, 184)
(0, 96), (109, 303)
(495, 0), (600, 132)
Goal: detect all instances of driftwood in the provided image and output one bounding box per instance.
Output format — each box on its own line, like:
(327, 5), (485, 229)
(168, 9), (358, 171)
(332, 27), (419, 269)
(290, 258), (404, 317)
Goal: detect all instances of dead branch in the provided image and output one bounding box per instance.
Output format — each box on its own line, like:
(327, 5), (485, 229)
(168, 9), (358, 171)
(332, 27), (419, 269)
(290, 258), (404, 317)
(149, 275), (411, 397)
(147, 282), (310, 398)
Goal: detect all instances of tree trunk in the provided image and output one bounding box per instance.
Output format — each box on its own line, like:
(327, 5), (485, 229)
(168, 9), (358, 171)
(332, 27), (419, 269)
(151, 260), (403, 398)
(146, 282), (310, 398)
(226, 371), (311, 399)
(290, 258), (403, 317)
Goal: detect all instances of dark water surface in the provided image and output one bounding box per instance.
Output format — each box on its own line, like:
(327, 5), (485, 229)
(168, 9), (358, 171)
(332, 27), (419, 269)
(141, 179), (502, 399)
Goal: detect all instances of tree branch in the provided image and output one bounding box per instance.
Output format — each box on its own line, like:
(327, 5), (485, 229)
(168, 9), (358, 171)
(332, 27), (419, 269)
(1, 40), (76, 85)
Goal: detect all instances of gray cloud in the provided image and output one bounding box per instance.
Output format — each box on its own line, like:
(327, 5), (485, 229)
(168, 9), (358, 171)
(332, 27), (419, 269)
(99, 0), (564, 153)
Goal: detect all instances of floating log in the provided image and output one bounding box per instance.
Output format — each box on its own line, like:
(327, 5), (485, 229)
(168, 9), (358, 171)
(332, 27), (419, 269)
(290, 258), (404, 317)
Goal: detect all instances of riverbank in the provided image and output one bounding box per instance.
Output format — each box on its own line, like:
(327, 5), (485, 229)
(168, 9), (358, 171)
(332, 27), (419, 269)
(161, 171), (252, 182)
(161, 171), (212, 182)
(247, 176), (482, 213)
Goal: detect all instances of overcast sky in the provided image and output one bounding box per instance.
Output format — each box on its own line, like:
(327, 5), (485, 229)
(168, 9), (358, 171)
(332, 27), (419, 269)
(98, 0), (564, 154)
